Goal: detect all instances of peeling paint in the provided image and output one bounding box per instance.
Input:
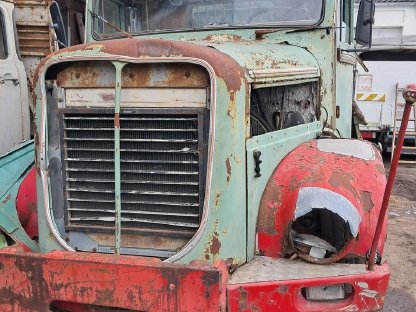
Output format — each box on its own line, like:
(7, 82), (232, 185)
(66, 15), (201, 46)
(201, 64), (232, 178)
(360, 289), (378, 298)
(328, 170), (359, 198)
(276, 285), (288, 294)
(227, 91), (237, 127)
(238, 287), (248, 311)
(209, 233), (222, 255)
(2, 194), (11, 205)
(257, 139), (387, 261)
(360, 190), (374, 212)
(214, 193), (222, 207)
(226, 158), (232, 183)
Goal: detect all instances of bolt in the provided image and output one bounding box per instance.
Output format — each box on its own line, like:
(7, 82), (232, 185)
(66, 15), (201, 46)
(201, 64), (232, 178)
(169, 283), (176, 290)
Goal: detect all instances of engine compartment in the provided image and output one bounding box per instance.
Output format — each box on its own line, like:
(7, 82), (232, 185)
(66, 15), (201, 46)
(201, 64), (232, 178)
(250, 82), (318, 136)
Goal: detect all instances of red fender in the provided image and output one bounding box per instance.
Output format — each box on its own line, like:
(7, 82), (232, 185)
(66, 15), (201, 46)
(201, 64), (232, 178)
(257, 139), (387, 262)
(16, 167), (38, 238)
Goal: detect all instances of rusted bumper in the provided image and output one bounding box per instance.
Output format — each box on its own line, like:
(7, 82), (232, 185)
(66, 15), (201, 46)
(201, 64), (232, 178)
(0, 244), (225, 312)
(0, 246), (389, 312)
(227, 257), (390, 312)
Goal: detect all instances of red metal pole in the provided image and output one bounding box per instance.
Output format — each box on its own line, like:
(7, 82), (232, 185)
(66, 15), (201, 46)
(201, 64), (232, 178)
(368, 83), (416, 271)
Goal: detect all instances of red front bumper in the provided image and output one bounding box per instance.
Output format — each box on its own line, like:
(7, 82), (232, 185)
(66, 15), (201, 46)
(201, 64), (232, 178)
(0, 245), (389, 311)
(227, 257), (390, 312)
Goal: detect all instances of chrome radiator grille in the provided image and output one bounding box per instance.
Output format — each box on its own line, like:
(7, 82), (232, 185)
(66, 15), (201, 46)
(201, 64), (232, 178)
(62, 111), (207, 238)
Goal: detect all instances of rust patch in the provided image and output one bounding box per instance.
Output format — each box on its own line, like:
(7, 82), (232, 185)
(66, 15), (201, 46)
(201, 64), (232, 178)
(164, 64), (209, 88)
(289, 176), (301, 191)
(227, 92), (237, 127)
(209, 233), (221, 255)
(56, 61), (111, 88)
(122, 63), (209, 88)
(328, 170), (359, 198)
(257, 182), (283, 235)
(114, 113), (120, 128)
(2, 194), (11, 205)
(360, 190), (375, 212)
(203, 34), (243, 42)
(257, 167), (285, 235)
(34, 38), (246, 111)
(101, 93), (115, 102)
(276, 285), (288, 294)
(200, 271), (219, 290)
(238, 287), (248, 311)
(215, 193), (222, 207)
(226, 157), (232, 183)
(375, 164), (385, 175)
(122, 63), (151, 87)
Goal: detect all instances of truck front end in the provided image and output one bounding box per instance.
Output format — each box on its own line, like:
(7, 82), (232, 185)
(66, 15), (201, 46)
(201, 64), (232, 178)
(0, 0), (390, 311)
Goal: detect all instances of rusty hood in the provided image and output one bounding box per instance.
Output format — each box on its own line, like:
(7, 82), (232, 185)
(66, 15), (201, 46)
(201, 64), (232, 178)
(35, 37), (320, 90)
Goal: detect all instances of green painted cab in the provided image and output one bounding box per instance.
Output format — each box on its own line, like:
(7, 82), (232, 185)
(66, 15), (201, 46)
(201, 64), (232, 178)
(30, 0), (372, 267)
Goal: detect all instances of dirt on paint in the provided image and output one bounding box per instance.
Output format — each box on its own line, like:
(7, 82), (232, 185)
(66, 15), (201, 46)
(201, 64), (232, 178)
(382, 157), (416, 312)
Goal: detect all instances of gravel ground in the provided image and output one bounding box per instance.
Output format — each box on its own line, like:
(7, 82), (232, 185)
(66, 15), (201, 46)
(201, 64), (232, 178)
(382, 159), (416, 312)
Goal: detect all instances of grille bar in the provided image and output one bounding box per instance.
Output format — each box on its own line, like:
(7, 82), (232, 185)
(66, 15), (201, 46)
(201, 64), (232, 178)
(65, 128), (198, 132)
(67, 178), (199, 185)
(62, 111), (206, 240)
(68, 208), (200, 217)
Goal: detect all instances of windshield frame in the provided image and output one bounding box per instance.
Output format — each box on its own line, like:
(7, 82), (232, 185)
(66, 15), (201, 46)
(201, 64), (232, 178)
(90, 0), (327, 41)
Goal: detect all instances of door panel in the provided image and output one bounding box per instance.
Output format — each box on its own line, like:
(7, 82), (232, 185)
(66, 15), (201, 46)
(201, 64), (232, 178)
(0, 2), (30, 155)
(335, 0), (355, 138)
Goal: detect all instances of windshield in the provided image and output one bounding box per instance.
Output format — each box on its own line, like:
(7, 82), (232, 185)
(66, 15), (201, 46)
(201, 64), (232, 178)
(92, 0), (324, 36)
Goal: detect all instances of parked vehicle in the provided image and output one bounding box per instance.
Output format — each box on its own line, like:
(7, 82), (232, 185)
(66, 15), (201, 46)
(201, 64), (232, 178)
(0, 0), (30, 155)
(0, 0), (392, 311)
(356, 49), (416, 151)
(0, 0), (63, 155)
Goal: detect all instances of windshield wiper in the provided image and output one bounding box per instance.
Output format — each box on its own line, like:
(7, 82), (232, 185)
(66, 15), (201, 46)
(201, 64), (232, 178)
(89, 10), (134, 39)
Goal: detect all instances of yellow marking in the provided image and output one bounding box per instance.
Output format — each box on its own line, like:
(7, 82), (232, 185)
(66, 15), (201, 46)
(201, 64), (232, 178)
(356, 93), (386, 102)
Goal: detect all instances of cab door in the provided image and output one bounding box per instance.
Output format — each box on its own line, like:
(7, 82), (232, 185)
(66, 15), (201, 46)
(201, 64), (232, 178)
(335, 0), (356, 137)
(0, 1), (30, 155)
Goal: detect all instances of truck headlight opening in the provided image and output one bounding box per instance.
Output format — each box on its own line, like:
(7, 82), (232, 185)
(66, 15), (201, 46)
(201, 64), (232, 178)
(288, 187), (362, 264)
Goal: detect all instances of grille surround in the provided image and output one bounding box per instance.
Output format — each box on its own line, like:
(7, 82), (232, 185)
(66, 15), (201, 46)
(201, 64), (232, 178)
(59, 108), (209, 253)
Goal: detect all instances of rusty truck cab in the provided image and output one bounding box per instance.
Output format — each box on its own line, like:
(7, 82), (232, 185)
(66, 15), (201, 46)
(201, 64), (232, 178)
(0, 0), (390, 311)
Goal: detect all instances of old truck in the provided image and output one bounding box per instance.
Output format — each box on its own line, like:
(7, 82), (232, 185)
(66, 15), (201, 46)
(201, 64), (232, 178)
(0, 0), (394, 311)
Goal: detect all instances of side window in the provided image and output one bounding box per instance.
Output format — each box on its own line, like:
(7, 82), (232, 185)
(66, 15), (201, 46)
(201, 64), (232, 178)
(94, 0), (123, 34)
(0, 9), (8, 58)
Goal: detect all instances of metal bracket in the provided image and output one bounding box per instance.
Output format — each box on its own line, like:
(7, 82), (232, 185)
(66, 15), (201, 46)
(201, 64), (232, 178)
(0, 78), (19, 85)
(253, 151), (262, 178)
